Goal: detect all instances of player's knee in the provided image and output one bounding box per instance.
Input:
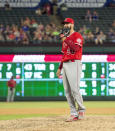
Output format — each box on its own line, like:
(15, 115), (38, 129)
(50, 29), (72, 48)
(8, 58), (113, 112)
(72, 89), (80, 97)
(65, 92), (72, 98)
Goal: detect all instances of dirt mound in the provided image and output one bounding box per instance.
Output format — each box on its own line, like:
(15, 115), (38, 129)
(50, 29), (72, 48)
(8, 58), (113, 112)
(0, 115), (115, 131)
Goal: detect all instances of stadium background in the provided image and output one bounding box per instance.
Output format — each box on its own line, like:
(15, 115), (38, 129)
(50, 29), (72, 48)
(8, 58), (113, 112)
(0, 0), (115, 101)
(0, 0), (115, 130)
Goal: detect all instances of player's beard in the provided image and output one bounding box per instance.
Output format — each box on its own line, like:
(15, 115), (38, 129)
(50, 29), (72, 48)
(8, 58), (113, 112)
(70, 24), (74, 33)
(67, 24), (71, 30)
(67, 24), (73, 32)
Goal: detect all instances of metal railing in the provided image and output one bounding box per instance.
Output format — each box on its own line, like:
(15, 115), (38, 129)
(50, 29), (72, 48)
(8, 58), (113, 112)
(0, 0), (40, 8)
(0, 0), (107, 8)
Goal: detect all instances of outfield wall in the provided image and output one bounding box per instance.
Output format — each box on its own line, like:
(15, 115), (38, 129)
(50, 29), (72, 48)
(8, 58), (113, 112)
(0, 54), (115, 101)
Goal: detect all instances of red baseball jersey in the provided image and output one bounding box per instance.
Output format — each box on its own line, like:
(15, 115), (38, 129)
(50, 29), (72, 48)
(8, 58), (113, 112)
(61, 32), (83, 62)
(7, 79), (16, 88)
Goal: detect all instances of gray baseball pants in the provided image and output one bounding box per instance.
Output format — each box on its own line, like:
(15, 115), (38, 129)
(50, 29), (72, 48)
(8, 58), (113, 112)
(62, 60), (85, 116)
(7, 87), (15, 102)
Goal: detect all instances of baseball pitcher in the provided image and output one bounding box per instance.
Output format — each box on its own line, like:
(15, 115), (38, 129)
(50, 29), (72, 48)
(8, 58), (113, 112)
(56, 18), (86, 122)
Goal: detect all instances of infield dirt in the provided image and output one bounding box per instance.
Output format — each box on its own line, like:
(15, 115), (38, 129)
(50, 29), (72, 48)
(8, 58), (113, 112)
(0, 108), (115, 131)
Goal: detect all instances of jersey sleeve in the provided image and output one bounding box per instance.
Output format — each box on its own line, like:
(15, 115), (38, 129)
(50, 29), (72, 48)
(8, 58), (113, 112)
(58, 61), (63, 70)
(64, 32), (83, 52)
(74, 33), (83, 47)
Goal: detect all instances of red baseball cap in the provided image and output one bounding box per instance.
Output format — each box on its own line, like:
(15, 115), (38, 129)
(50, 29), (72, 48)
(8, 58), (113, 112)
(62, 18), (74, 24)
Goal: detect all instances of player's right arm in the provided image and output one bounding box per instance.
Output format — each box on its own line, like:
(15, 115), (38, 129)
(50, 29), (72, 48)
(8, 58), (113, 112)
(56, 61), (63, 78)
(56, 68), (61, 78)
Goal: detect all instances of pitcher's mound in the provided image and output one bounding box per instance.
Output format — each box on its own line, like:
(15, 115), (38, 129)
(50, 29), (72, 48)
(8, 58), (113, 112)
(0, 115), (115, 131)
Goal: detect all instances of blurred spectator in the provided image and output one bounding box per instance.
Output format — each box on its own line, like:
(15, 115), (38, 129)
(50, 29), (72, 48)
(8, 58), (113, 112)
(22, 23), (29, 32)
(31, 18), (38, 28)
(4, 25), (12, 40)
(19, 28), (25, 42)
(0, 24), (5, 33)
(24, 17), (31, 27)
(57, 0), (68, 12)
(95, 31), (106, 44)
(4, 25), (11, 34)
(45, 24), (52, 36)
(83, 25), (92, 41)
(78, 27), (84, 35)
(0, 31), (5, 41)
(8, 32), (15, 41)
(22, 33), (29, 45)
(4, 1), (11, 10)
(50, 22), (57, 30)
(87, 31), (94, 42)
(35, 8), (42, 16)
(33, 22), (60, 42)
(50, 0), (67, 15)
(112, 20), (115, 28)
(92, 11), (99, 21)
(44, 34), (52, 41)
(51, 0), (58, 15)
(79, 25), (93, 42)
(85, 10), (92, 23)
(82, 32), (88, 42)
(83, 25), (91, 35)
(21, 18), (24, 27)
(94, 27), (100, 36)
(38, 22), (44, 31)
(33, 28), (43, 41)
(14, 27), (20, 42)
(43, 3), (51, 15)
(108, 28), (115, 42)
(52, 27), (60, 40)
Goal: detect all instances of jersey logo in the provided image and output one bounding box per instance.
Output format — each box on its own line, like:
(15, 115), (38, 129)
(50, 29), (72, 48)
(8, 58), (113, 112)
(75, 38), (82, 46)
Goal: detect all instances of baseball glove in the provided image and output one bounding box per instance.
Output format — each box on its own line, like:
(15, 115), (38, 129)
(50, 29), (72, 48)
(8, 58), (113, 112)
(60, 27), (70, 37)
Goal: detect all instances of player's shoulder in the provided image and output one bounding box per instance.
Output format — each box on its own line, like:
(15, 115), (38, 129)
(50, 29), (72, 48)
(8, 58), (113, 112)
(73, 32), (83, 40)
(74, 32), (82, 37)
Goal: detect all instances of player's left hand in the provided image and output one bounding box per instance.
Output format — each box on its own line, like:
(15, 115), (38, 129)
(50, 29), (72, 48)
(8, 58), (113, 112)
(60, 27), (70, 37)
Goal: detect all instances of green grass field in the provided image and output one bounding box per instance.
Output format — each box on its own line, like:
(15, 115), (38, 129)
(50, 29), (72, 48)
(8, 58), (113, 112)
(1, 101), (115, 108)
(0, 101), (115, 120)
